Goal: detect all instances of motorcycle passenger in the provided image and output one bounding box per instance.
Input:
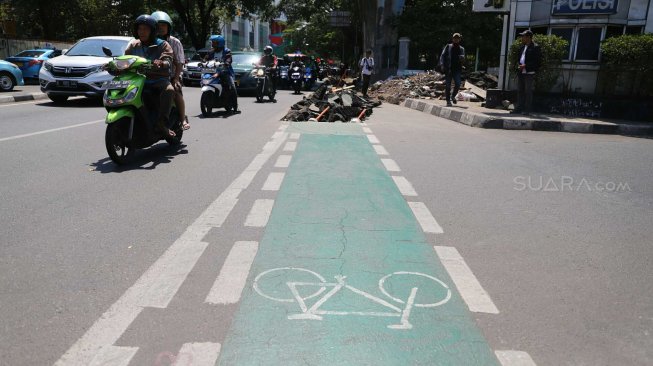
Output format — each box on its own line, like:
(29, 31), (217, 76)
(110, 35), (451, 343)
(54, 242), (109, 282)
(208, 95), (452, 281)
(152, 10), (190, 130)
(205, 35), (240, 114)
(257, 45), (278, 101)
(123, 15), (176, 137)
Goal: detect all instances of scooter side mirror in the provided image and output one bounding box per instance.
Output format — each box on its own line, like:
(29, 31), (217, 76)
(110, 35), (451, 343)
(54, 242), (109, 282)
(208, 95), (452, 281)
(102, 47), (113, 57)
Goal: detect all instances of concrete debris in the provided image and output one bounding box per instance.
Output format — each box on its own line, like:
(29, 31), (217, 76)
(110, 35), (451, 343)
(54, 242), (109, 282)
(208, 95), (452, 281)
(282, 83), (382, 122)
(368, 70), (498, 105)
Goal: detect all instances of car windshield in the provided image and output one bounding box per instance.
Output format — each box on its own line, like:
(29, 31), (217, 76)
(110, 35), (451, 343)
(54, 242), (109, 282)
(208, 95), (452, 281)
(15, 50), (47, 58)
(66, 39), (130, 57)
(232, 54), (260, 68)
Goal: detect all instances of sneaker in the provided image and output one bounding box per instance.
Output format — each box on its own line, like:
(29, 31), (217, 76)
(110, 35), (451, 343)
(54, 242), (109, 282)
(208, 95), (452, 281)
(451, 98), (457, 104)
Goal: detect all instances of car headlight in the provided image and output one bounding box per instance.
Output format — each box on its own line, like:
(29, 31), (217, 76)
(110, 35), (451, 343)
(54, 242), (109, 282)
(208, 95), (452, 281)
(89, 65), (104, 74)
(44, 62), (53, 72)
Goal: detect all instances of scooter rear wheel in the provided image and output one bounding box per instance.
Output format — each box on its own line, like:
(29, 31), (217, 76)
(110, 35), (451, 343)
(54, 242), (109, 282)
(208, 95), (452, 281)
(105, 120), (134, 165)
(200, 93), (213, 117)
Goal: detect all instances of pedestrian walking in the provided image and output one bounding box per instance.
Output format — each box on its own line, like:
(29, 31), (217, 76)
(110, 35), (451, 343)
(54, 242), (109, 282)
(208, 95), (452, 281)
(439, 33), (465, 107)
(359, 49), (374, 97)
(513, 30), (542, 116)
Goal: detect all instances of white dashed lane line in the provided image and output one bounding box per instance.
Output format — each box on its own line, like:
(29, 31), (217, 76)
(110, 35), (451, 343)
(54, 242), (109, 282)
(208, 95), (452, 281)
(205, 241), (259, 305)
(495, 350), (537, 366)
(283, 141), (297, 152)
(408, 201), (444, 234)
(244, 199), (275, 227)
(89, 346), (138, 366)
(381, 158), (401, 172)
(373, 145), (389, 156)
(367, 134), (380, 144)
(261, 172), (286, 191)
(172, 342), (222, 366)
(392, 176), (418, 197)
(434, 246), (499, 314)
(274, 154), (292, 168)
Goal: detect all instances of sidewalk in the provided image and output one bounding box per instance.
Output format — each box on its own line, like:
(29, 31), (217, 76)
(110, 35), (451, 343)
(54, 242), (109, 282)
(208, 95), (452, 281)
(0, 85), (48, 104)
(403, 98), (653, 136)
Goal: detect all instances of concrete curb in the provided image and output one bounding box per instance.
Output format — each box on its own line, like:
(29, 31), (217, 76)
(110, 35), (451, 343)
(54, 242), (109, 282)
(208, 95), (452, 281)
(403, 98), (653, 137)
(0, 92), (48, 105)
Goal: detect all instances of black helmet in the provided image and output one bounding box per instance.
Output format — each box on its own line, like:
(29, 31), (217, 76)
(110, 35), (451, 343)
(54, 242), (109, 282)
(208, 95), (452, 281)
(264, 45), (273, 55)
(133, 14), (157, 43)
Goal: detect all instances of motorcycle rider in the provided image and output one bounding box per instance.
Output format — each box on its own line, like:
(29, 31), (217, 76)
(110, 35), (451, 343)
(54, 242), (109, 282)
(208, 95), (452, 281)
(290, 54), (304, 71)
(257, 45), (278, 101)
(204, 35), (239, 114)
(151, 10), (190, 130)
(123, 15), (176, 137)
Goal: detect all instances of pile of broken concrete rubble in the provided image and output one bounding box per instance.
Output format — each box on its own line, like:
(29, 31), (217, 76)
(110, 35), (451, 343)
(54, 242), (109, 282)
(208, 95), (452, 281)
(282, 83), (382, 122)
(368, 70), (498, 105)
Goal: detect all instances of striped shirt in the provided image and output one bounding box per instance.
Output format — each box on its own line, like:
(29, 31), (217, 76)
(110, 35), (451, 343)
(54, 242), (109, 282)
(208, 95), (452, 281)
(167, 35), (185, 77)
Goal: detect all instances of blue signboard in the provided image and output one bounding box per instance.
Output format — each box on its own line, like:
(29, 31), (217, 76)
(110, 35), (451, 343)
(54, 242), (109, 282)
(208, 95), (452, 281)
(552, 0), (619, 15)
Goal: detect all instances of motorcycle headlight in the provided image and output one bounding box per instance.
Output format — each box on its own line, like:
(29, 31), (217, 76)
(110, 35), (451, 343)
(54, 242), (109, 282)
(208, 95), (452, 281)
(256, 69), (265, 77)
(115, 58), (135, 70)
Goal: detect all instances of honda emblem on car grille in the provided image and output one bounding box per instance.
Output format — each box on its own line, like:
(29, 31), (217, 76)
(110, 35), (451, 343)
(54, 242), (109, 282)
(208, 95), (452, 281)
(65, 67), (72, 74)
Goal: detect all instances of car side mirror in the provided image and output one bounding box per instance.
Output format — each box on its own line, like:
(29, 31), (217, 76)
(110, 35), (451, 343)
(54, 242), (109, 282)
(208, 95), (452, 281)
(102, 47), (112, 57)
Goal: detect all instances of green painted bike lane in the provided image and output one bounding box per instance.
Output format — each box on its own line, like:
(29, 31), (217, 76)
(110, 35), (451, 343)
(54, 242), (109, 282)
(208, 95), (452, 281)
(217, 123), (499, 365)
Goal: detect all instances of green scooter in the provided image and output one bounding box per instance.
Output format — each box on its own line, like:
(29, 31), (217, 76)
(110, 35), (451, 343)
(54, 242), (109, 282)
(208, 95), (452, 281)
(101, 46), (182, 165)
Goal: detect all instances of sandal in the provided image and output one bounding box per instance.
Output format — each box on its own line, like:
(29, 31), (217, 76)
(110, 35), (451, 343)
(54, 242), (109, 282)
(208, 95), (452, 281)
(182, 116), (190, 130)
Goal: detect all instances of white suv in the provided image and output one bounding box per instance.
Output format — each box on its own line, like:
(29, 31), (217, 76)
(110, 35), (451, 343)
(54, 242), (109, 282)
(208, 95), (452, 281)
(39, 36), (133, 104)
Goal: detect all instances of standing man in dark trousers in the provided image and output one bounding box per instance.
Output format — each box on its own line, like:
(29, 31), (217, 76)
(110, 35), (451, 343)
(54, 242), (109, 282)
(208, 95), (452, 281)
(439, 33), (465, 106)
(359, 49), (374, 97)
(513, 30), (542, 116)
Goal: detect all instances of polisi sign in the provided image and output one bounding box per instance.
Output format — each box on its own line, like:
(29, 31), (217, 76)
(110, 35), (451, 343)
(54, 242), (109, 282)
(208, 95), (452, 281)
(552, 0), (619, 15)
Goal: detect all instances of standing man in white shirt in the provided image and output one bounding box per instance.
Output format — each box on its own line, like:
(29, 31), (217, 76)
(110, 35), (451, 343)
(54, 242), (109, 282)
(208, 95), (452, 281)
(359, 49), (374, 97)
(513, 30), (542, 116)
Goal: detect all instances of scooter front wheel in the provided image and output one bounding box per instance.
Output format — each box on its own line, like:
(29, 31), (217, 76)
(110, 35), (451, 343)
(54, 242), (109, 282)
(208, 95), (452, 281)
(105, 121), (134, 165)
(200, 92), (213, 117)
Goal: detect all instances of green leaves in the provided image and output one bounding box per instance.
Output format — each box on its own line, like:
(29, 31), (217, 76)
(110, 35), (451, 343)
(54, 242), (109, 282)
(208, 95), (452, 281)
(600, 34), (653, 96)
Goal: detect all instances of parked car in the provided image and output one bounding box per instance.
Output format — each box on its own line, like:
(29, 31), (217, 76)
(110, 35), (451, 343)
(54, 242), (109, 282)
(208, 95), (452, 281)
(0, 60), (25, 92)
(39, 36), (132, 104)
(231, 51), (262, 93)
(4, 49), (62, 82)
(182, 48), (210, 86)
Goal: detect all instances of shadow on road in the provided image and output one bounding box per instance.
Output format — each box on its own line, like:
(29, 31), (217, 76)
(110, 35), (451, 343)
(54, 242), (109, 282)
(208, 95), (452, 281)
(90, 143), (189, 173)
(35, 97), (103, 109)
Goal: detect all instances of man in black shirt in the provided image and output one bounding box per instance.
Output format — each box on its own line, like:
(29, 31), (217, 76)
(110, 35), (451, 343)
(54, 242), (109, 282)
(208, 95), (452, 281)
(439, 33), (465, 106)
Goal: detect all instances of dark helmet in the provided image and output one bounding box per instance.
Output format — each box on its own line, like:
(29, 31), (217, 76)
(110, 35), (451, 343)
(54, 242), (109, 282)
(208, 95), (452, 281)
(133, 15), (157, 43)
(209, 34), (225, 49)
(151, 11), (173, 36)
(264, 45), (273, 55)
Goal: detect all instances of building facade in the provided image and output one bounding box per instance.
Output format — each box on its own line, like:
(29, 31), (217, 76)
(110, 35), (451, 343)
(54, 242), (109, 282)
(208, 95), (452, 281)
(509, 0), (653, 94)
(219, 15), (271, 52)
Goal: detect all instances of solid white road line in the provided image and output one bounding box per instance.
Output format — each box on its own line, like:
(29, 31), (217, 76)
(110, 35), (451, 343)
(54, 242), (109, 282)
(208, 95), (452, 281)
(381, 158), (401, 172)
(54, 130), (288, 366)
(274, 154), (292, 168)
(392, 176), (418, 197)
(0, 100), (41, 108)
(88, 346), (138, 366)
(373, 145), (389, 156)
(205, 241), (259, 304)
(0, 119), (103, 142)
(367, 134), (380, 144)
(289, 132), (300, 140)
(244, 199), (275, 227)
(434, 246), (500, 314)
(283, 141), (297, 152)
(173, 343), (222, 366)
(408, 201), (444, 234)
(262, 172), (285, 191)
(495, 350), (537, 366)
(362, 127), (372, 134)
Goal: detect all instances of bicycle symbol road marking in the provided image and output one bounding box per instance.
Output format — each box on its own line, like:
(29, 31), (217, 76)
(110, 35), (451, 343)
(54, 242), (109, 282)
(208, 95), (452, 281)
(253, 267), (452, 330)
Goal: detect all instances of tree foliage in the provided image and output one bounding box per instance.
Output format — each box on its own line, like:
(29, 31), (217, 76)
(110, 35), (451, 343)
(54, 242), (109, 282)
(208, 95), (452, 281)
(399, 0), (503, 70)
(509, 34), (568, 92)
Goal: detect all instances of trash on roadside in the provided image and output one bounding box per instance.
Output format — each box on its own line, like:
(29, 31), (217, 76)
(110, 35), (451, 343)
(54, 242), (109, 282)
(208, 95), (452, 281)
(282, 83), (382, 122)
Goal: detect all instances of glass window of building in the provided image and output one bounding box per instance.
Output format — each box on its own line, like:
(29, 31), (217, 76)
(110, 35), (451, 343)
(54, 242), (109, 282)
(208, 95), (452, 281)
(605, 26), (624, 39)
(575, 27), (602, 61)
(550, 28), (574, 61)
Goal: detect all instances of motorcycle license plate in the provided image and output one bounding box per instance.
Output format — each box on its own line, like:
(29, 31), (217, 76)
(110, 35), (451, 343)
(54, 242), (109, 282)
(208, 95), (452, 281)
(103, 80), (131, 89)
(57, 80), (78, 88)
(235, 79), (240, 86)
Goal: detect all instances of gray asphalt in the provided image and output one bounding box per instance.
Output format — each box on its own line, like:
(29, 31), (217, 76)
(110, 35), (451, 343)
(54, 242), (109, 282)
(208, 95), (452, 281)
(1, 88), (652, 365)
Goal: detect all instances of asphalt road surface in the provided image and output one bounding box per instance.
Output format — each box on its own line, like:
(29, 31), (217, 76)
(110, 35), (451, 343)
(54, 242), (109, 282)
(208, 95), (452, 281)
(0, 85), (651, 366)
